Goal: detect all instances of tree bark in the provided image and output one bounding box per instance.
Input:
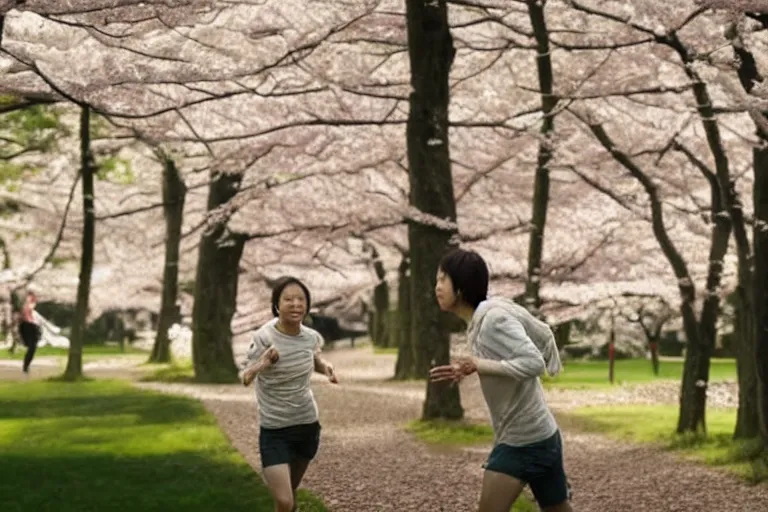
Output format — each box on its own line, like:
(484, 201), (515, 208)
(650, 341), (660, 376)
(63, 107), (95, 381)
(149, 153), (186, 364)
(727, 26), (766, 441)
(372, 247), (390, 347)
(734, 290), (759, 438)
(753, 143), (768, 442)
(0, 237), (10, 269)
(523, 0), (556, 314)
(693, 159), (732, 435)
(670, 31), (758, 437)
(395, 254), (414, 379)
(405, 0), (462, 420)
(190, 171), (244, 383)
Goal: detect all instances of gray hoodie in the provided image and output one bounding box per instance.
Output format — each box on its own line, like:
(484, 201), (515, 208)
(466, 297), (561, 446)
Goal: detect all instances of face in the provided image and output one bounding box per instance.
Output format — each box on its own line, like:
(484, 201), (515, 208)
(277, 283), (308, 324)
(435, 268), (458, 312)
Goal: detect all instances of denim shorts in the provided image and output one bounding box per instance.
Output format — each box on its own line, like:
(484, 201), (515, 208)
(484, 430), (570, 508)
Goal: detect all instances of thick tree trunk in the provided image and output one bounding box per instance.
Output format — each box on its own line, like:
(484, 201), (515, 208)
(191, 229), (244, 382)
(692, 168), (732, 433)
(523, 0), (556, 314)
(150, 154), (186, 363)
(373, 281), (390, 348)
(367, 243), (390, 347)
(405, 0), (462, 420)
(734, 292), (759, 439)
(64, 107), (95, 381)
(395, 255), (414, 379)
(190, 171), (244, 383)
(676, 43), (757, 437)
(724, 28), (767, 440)
(753, 143), (768, 442)
(553, 321), (571, 350)
(677, 308), (706, 433)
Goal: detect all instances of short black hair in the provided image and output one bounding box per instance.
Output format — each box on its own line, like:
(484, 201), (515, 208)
(438, 248), (489, 309)
(271, 276), (311, 317)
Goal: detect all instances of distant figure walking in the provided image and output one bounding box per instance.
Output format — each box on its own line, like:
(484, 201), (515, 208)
(19, 290), (41, 374)
(239, 276), (338, 512)
(430, 248), (573, 512)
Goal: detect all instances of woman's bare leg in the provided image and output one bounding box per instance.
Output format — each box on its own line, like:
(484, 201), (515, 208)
(478, 470), (526, 512)
(288, 458), (311, 511)
(262, 464), (295, 512)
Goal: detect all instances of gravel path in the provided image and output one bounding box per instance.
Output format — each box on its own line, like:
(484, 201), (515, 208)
(0, 355), (149, 381)
(135, 348), (768, 512)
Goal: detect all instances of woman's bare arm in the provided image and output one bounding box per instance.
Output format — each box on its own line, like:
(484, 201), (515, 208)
(313, 353), (338, 383)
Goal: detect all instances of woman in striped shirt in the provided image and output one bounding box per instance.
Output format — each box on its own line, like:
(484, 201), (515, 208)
(239, 276), (338, 512)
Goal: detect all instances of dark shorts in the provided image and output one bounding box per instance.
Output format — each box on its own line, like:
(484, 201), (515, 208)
(259, 421), (321, 468)
(485, 430), (570, 508)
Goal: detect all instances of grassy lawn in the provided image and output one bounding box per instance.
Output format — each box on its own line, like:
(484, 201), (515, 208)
(372, 346), (398, 355)
(561, 405), (768, 484)
(0, 344), (148, 361)
(370, 350), (738, 390)
(406, 418), (493, 446)
(542, 358), (737, 389)
(141, 359), (195, 383)
(0, 380), (327, 512)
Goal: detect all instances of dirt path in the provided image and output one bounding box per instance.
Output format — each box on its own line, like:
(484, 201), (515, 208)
(134, 348), (768, 512)
(0, 354), (149, 381)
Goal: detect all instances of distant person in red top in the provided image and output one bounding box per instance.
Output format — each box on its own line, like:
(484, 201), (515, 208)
(19, 291), (41, 374)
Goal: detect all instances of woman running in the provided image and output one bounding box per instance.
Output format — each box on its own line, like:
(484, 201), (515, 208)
(430, 248), (573, 512)
(19, 290), (41, 375)
(239, 276), (338, 512)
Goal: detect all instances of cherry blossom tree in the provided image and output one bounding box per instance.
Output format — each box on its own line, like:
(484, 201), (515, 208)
(149, 149), (184, 363)
(700, 0), (768, 442)
(2, 2), (762, 417)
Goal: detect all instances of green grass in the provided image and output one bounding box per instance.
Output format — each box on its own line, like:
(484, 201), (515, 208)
(141, 360), (195, 383)
(406, 419), (494, 445)
(371, 352), (738, 390)
(542, 358), (737, 389)
(372, 346), (398, 355)
(0, 380), (328, 512)
(1, 344), (147, 361)
(561, 405), (768, 483)
(405, 420), (536, 511)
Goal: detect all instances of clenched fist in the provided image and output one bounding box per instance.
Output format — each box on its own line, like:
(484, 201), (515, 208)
(240, 346), (280, 386)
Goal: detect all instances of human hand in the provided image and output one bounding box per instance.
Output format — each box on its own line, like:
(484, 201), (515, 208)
(240, 364), (259, 386)
(428, 356), (477, 383)
(240, 347), (279, 386)
(325, 363), (339, 384)
(263, 346), (280, 364)
(452, 356), (478, 378)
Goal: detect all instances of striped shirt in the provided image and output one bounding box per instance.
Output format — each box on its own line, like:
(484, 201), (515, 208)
(240, 318), (324, 429)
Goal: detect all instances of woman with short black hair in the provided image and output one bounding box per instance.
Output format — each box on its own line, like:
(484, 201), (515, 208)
(239, 276), (338, 512)
(430, 248), (572, 512)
